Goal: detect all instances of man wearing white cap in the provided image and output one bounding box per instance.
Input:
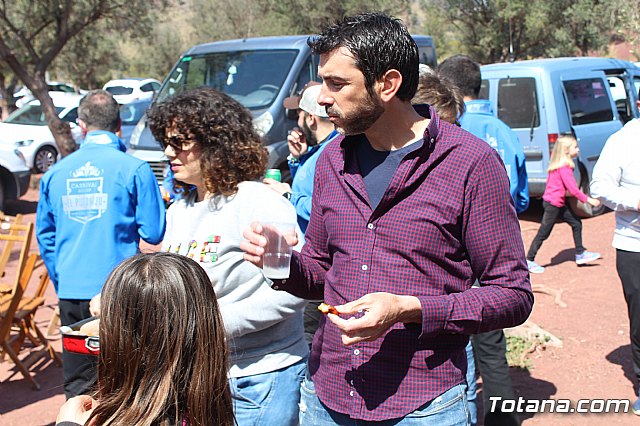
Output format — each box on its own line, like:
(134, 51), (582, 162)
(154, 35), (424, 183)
(265, 82), (338, 234)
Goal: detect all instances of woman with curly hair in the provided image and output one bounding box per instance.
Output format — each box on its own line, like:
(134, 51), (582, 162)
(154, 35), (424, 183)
(146, 87), (308, 426)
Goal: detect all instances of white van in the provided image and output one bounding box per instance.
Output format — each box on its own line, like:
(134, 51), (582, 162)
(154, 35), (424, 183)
(480, 57), (640, 216)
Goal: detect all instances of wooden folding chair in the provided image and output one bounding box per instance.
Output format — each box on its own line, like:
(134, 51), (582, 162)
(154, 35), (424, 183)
(0, 252), (40, 389)
(0, 221), (32, 305)
(10, 262), (62, 368)
(0, 213), (24, 294)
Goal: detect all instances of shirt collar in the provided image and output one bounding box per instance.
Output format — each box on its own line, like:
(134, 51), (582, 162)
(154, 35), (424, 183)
(82, 130), (127, 152)
(464, 99), (494, 115)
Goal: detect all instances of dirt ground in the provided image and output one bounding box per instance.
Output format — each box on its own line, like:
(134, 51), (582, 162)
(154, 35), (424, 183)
(0, 183), (637, 425)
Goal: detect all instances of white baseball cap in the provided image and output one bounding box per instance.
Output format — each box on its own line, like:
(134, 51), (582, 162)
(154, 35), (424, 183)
(283, 82), (328, 118)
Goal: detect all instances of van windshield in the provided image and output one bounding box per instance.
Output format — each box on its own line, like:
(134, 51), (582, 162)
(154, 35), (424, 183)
(157, 50), (298, 110)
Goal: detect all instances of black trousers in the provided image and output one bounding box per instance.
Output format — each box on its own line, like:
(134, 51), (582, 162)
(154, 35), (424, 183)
(472, 330), (521, 426)
(59, 299), (98, 399)
(527, 201), (584, 261)
(617, 249), (640, 393)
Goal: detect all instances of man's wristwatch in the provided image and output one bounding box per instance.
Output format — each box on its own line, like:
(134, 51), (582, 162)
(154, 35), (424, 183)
(283, 191), (292, 201)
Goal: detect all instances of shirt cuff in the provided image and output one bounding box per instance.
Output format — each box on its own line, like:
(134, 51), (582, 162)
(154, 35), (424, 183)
(415, 295), (451, 339)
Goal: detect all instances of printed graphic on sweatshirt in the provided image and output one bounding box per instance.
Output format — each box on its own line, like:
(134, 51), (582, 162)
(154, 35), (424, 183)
(164, 235), (221, 263)
(62, 162), (108, 224)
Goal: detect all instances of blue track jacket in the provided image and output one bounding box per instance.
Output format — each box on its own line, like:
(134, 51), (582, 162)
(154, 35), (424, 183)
(36, 131), (166, 300)
(461, 100), (530, 213)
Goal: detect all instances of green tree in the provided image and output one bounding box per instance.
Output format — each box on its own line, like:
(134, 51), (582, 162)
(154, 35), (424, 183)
(189, 0), (411, 43)
(0, 1), (154, 157)
(421, 0), (617, 64)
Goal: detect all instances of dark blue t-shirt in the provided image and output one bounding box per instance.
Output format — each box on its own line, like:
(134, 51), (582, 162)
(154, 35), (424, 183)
(356, 138), (420, 209)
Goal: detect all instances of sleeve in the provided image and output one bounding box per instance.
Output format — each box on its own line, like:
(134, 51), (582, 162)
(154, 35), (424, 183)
(590, 133), (639, 211)
(560, 166), (588, 203)
(275, 154), (331, 300)
(415, 150), (534, 337)
(289, 157), (319, 225)
(133, 163), (166, 244)
(35, 176), (59, 290)
(221, 283), (308, 337)
(222, 187), (307, 337)
(513, 135), (530, 214)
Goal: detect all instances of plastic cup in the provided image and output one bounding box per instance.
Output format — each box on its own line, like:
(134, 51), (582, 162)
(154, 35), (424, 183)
(262, 221), (295, 279)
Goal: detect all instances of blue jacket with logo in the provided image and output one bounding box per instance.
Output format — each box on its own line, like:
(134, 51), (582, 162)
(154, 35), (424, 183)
(36, 131), (166, 300)
(461, 100), (530, 213)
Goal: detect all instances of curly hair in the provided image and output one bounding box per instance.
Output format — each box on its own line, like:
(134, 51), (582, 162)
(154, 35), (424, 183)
(147, 87), (268, 198)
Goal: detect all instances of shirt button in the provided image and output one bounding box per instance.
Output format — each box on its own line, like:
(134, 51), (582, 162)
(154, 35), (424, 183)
(354, 349), (360, 355)
(367, 223), (374, 230)
(273, 286), (279, 290)
(349, 390), (354, 396)
(361, 264), (368, 271)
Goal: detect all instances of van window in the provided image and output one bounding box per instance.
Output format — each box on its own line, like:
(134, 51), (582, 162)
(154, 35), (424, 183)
(418, 46), (437, 69)
(157, 50), (298, 110)
(607, 76), (633, 123)
(496, 77), (539, 128)
(478, 80), (489, 100)
(563, 78), (613, 125)
(292, 54), (319, 95)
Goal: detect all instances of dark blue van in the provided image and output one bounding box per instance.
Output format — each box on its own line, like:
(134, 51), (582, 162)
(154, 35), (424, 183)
(127, 35), (437, 182)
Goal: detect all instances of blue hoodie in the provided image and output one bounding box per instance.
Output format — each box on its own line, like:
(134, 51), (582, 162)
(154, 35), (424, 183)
(36, 131), (166, 300)
(460, 100), (530, 213)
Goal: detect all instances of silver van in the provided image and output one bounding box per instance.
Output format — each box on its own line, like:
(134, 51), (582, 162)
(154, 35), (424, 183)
(128, 34), (437, 182)
(480, 57), (640, 215)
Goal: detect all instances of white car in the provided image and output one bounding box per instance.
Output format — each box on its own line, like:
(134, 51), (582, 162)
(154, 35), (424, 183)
(0, 144), (31, 211)
(102, 78), (161, 104)
(14, 81), (84, 108)
(0, 93), (84, 173)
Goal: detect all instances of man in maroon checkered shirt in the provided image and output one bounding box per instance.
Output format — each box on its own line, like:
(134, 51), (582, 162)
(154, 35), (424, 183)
(242, 12), (533, 425)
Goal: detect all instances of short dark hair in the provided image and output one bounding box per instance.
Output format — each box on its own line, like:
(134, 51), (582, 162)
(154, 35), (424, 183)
(308, 12), (419, 101)
(147, 87), (268, 198)
(78, 89), (120, 132)
(437, 54), (482, 99)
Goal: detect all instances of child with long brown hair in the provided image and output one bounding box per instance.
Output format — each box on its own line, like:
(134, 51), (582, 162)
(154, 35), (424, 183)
(56, 252), (234, 426)
(526, 135), (602, 273)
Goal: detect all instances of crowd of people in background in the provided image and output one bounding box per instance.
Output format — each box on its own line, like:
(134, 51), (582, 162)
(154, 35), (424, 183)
(33, 10), (638, 426)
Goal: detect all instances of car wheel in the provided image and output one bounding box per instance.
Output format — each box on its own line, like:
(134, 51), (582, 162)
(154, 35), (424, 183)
(34, 146), (58, 174)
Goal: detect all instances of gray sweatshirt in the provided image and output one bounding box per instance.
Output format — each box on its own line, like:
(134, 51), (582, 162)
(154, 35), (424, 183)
(162, 181), (308, 377)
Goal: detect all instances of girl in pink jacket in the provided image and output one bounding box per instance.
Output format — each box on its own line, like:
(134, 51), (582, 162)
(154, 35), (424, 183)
(526, 135), (601, 274)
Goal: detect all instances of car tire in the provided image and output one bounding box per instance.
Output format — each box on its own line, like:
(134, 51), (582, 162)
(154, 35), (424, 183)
(34, 145), (58, 174)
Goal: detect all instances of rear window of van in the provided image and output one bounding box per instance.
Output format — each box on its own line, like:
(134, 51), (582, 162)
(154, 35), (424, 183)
(563, 78), (614, 125)
(496, 78), (540, 129)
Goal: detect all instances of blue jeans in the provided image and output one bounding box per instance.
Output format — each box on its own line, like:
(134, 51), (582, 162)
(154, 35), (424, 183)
(465, 342), (477, 426)
(230, 359), (307, 426)
(299, 373), (470, 425)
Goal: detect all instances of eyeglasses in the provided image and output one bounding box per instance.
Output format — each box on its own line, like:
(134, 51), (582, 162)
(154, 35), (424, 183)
(160, 136), (197, 153)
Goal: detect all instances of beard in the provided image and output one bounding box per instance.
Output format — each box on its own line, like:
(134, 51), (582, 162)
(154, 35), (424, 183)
(327, 91), (384, 136)
(301, 121), (318, 146)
